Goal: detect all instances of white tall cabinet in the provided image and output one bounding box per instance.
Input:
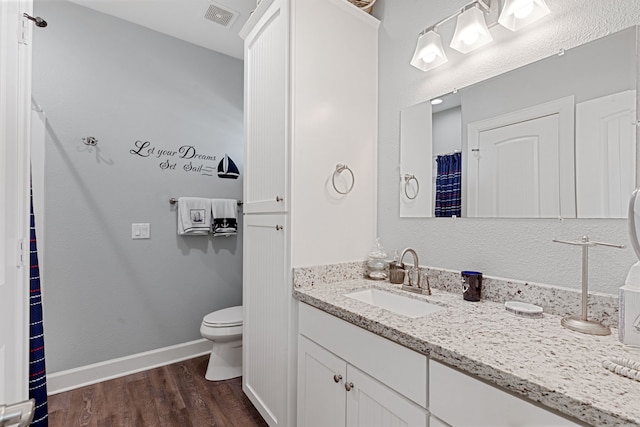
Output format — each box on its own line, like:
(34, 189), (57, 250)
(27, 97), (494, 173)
(240, 1), (379, 425)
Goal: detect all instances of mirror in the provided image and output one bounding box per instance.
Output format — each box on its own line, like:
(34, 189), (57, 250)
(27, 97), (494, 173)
(400, 26), (638, 218)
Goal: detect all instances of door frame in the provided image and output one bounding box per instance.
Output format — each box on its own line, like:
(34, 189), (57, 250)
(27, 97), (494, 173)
(0, 0), (33, 405)
(467, 96), (576, 218)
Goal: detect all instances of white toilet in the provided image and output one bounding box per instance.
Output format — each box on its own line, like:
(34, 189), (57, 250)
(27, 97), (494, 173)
(200, 305), (243, 381)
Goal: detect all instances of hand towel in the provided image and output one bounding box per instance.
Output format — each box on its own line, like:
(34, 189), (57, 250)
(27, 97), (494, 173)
(211, 198), (238, 237)
(177, 197), (212, 235)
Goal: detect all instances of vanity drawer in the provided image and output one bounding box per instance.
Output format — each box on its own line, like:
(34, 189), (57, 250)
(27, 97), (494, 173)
(298, 302), (428, 408)
(429, 360), (581, 426)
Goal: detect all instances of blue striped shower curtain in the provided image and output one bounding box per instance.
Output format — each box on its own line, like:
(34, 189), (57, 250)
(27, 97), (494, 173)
(435, 152), (462, 217)
(29, 184), (48, 426)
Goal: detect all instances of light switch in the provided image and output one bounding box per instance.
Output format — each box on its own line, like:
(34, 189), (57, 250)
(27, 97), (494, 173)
(132, 223), (150, 239)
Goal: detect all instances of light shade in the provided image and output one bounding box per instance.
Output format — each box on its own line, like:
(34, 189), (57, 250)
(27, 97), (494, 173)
(449, 6), (493, 54)
(498, 0), (550, 31)
(410, 30), (448, 71)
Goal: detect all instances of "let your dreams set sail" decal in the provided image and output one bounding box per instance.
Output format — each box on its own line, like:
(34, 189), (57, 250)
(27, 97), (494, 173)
(129, 140), (240, 179)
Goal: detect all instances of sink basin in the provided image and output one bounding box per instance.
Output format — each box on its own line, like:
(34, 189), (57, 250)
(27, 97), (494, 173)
(345, 288), (444, 318)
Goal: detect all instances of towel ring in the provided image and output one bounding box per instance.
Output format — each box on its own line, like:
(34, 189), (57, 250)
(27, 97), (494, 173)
(332, 164), (355, 195)
(403, 174), (419, 200)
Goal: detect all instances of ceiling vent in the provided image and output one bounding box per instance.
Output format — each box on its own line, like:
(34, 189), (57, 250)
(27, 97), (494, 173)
(204, 2), (239, 29)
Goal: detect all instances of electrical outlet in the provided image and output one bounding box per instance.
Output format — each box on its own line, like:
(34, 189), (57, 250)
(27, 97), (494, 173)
(132, 223), (150, 239)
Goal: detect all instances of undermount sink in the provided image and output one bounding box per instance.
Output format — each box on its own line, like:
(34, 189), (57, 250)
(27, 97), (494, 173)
(345, 288), (444, 318)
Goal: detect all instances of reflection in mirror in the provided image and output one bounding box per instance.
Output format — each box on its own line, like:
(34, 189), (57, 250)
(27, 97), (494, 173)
(630, 189), (640, 260)
(401, 26), (638, 219)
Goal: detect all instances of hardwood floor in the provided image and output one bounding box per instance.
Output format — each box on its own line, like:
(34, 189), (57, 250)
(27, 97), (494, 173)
(48, 355), (268, 427)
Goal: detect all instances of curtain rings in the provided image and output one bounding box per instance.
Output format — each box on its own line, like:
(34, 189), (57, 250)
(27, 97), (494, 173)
(332, 164), (355, 195)
(403, 174), (419, 200)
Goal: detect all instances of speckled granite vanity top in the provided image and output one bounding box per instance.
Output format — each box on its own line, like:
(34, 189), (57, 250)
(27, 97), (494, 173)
(293, 276), (640, 426)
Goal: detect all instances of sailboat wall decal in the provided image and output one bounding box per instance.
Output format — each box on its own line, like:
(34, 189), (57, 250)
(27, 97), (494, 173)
(217, 154), (240, 179)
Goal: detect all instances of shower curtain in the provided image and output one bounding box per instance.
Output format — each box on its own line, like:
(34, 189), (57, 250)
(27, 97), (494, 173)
(435, 152), (462, 217)
(29, 183), (48, 426)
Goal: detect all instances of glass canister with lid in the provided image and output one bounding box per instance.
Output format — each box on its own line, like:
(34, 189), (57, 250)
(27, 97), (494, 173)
(367, 237), (389, 280)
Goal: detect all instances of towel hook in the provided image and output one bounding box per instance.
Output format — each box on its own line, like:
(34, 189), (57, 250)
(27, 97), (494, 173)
(83, 136), (98, 146)
(403, 174), (419, 200)
(332, 164), (355, 195)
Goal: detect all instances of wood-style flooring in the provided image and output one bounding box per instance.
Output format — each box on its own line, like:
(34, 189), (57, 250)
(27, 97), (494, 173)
(48, 355), (268, 427)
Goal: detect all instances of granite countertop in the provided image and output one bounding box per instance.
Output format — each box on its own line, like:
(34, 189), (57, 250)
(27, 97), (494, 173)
(293, 278), (640, 427)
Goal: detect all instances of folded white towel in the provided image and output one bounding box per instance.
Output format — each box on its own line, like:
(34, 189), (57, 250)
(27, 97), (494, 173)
(211, 199), (238, 237)
(177, 197), (212, 235)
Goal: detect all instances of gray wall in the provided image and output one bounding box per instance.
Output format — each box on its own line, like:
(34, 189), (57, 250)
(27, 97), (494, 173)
(33, 1), (244, 372)
(374, 0), (640, 295)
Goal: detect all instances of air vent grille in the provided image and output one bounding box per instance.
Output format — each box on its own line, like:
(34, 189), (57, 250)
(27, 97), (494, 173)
(205, 3), (237, 28)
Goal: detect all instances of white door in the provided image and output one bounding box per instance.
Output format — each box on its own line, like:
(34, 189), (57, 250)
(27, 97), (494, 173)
(242, 0), (289, 214)
(467, 97), (575, 218)
(0, 0), (34, 422)
(469, 114), (564, 218)
(345, 365), (427, 427)
(297, 336), (346, 427)
(243, 213), (289, 426)
(576, 90), (637, 218)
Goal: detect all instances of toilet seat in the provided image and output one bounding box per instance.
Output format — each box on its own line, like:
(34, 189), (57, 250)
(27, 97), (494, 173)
(203, 305), (242, 328)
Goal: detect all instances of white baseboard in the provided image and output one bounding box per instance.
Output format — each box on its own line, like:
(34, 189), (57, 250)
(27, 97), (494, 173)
(47, 338), (212, 395)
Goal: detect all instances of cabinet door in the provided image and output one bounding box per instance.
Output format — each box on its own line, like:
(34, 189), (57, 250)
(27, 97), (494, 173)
(243, 0), (289, 214)
(346, 365), (428, 427)
(243, 214), (289, 426)
(297, 336), (347, 427)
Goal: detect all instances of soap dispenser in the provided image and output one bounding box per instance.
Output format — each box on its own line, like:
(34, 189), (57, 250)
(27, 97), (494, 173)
(620, 189), (640, 347)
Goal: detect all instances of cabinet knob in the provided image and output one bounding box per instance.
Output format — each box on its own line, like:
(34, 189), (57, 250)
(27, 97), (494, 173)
(275, 225), (283, 231)
(344, 382), (354, 391)
(333, 374), (342, 383)
(276, 196), (284, 202)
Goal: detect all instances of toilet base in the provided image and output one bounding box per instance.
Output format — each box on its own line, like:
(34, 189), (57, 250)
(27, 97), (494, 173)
(205, 339), (242, 381)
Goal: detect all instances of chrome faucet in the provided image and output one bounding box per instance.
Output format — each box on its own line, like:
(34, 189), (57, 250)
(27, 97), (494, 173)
(399, 248), (421, 293)
(397, 248), (432, 295)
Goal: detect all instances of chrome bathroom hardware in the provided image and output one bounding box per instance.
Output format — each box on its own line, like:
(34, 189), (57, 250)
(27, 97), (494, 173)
(332, 164), (355, 195)
(399, 248), (422, 293)
(403, 174), (419, 200)
(552, 235), (625, 336)
(83, 136), (98, 146)
(169, 198), (243, 206)
(333, 374), (342, 383)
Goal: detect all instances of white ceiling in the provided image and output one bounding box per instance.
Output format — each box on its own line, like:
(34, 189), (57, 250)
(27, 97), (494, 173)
(67, 0), (257, 59)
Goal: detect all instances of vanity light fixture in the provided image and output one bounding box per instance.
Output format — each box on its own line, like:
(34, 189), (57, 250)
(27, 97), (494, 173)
(498, 0), (550, 31)
(410, 0), (551, 72)
(449, 3), (493, 54)
(410, 29), (448, 71)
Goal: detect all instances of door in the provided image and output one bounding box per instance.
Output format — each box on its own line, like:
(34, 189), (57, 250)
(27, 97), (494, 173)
(345, 365), (427, 427)
(467, 96), (575, 218)
(1, 0), (36, 424)
(471, 114), (561, 217)
(243, 213), (289, 426)
(576, 90), (637, 218)
(242, 0), (289, 214)
(297, 336), (346, 427)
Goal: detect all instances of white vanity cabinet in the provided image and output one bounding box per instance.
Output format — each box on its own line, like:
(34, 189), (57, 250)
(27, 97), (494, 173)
(298, 303), (429, 427)
(429, 359), (582, 427)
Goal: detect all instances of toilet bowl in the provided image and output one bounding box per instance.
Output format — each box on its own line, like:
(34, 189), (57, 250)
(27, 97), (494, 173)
(200, 305), (243, 381)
